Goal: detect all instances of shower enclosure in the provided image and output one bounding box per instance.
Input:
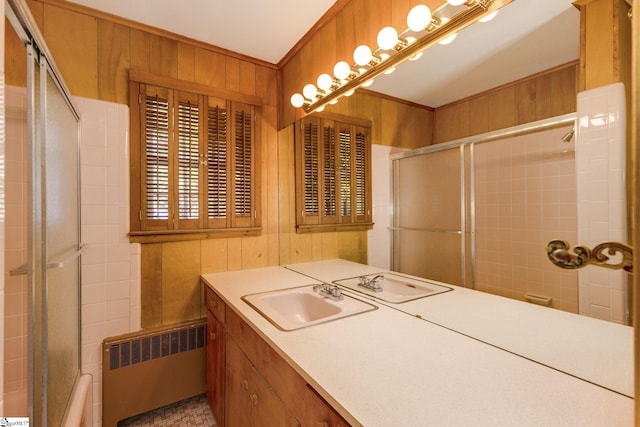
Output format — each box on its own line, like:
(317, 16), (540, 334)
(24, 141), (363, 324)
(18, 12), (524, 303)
(6, 0), (87, 424)
(392, 114), (581, 313)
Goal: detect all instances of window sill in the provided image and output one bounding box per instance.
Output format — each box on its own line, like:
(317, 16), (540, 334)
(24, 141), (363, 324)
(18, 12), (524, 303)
(296, 223), (374, 234)
(129, 227), (262, 244)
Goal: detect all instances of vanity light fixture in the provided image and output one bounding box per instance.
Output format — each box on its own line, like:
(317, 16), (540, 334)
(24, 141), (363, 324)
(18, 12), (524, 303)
(302, 83), (318, 100)
(407, 5), (433, 32)
(290, 93), (306, 108)
(333, 60), (355, 81)
(317, 73), (335, 92)
(290, 0), (507, 113)
(377, 26), (405, 50)
(354, 45), (381, 67)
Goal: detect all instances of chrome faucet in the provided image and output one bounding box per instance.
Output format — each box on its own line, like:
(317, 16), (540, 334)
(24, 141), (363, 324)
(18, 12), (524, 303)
(313, 283), (343, 301)
(358, 274), (384, 292)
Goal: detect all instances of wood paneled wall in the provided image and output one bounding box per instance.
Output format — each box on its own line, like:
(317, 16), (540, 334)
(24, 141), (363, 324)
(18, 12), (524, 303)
(5, 0), (280, 327)
(433, 62), (578, 144)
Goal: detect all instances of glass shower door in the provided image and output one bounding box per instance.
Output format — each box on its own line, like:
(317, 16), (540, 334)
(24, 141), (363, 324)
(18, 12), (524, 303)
(27, 45), (81, 426)
(392, 147), (465, 286)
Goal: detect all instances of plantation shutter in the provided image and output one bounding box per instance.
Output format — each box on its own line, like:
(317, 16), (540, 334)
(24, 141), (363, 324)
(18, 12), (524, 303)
(354, 125), (370, 222)
(231, 102), (255, 227)
(174, 91), (202, 229)
(338, 123), (353, 223)
(294, 115), (372, 231)
(321, 120), (338, 224)
(131, 77), (261, 236)
(299, 118), (320, 225)
(141, 85), (172, 230)
(205, 97), (230, 228)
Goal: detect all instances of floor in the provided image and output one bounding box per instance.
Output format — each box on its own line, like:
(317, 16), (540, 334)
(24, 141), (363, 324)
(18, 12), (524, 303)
(118, 395), (217, 427)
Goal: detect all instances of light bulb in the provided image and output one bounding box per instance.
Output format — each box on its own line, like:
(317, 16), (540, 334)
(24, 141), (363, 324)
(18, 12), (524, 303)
(317, 73), (334, 91)
(361, 79), (374, 88)
(377, 26), (398, 50)
(290, 93), (305, 108)
(479, 10), (498, 22)
(407, 5), (432, 32)
(439, 33), (457, 45)
(447, 0), (466, 6)
(303, 83), (318, 100)
(344, 89), (355, 97)
(384, 67), (396, 75)
(315, 105), (325, 113)
(409, 52), (423, 61)
(353, 45), (373, 66)
(334, 61), (352, 80)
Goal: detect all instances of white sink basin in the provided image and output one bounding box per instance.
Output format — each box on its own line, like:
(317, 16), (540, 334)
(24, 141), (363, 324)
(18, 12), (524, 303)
(242, 285), (377, 331)
(333, 273), (452, 303)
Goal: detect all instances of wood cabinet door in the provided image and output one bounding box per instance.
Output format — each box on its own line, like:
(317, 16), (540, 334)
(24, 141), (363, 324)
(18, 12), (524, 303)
(225, 338), (253, 426)
(206, 311), (225, 425)
(225, 338), (299, 426)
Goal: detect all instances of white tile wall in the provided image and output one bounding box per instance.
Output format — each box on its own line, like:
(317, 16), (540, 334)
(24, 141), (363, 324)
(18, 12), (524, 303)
(3, 85), (27, 416)
(368, 145), (407, 269)
(75, 96), (139, 426)
(576, 82), (628, 324)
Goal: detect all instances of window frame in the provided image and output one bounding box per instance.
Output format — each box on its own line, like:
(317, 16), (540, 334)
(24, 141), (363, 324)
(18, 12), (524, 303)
(294, 112), (373, 233)
(129, 71), (262, 243)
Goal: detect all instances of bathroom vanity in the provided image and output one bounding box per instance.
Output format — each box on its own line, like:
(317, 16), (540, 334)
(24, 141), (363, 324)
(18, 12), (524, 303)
(201, 261), (633, 426)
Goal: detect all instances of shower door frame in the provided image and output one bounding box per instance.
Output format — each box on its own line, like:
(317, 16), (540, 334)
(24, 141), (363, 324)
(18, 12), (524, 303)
(6, 0), (83, 424)
(390, 112), (577, 290)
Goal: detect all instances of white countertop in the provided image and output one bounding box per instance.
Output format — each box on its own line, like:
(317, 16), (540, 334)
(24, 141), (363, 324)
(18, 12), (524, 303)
(285, 259), (634, 397)
(202, 263), (634, 426)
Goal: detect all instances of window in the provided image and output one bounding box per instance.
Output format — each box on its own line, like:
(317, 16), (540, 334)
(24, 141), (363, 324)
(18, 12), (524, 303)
(295, 114), (372, 232)
(130, 75), (260, 239)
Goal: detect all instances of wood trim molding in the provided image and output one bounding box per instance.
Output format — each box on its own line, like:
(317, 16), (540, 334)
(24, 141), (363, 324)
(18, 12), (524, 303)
(129, 69), (264, 106)
(296, 223), (373, 234)
(310, 111), (372, 128)
(359, 89), (436, 111)
(129, 227), (263, 244)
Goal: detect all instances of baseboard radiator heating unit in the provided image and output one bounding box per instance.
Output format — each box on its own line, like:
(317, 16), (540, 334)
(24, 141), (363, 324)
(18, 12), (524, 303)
(102, 319), (207, 426)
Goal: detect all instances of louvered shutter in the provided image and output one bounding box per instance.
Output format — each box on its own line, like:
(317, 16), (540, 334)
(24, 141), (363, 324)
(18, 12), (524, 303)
(295, 118), (320, 225)
(294, 115), (372, 229)
(321, 120), (338, 224)
(174, 91), (202, 229)
(132, 78), (261, 235)
(338, 123), (353, 223)
(141, 85), (172, 230)
(354, 125), (370, 223)
(205, 97), (230, 228)
(231, 102), (255, 227)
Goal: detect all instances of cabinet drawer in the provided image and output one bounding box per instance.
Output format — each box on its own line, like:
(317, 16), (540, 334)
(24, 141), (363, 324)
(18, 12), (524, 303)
(204, 284), (226, 323)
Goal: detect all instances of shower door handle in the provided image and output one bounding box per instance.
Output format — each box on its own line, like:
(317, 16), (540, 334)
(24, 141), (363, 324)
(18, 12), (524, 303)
(545, 239), (633, 273)
(47, 243), (88, 269)
(9, 243), (88, 276)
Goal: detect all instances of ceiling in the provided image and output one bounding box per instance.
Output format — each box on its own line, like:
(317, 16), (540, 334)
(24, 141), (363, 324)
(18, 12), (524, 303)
(66, 0), (580, 108)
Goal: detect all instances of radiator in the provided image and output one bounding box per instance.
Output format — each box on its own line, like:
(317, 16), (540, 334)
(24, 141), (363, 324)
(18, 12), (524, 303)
(102, 319), (207, 426)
